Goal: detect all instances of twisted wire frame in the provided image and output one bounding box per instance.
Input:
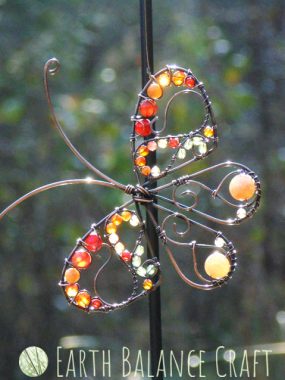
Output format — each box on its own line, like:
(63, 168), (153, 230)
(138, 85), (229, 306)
(0, 59), (261, 313)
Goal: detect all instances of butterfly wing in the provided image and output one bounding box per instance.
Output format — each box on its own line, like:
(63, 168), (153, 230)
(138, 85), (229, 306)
(131, 66), (217, 183)
(59, 206), (161, 313)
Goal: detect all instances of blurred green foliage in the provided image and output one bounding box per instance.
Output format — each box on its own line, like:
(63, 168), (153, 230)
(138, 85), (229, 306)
(0, 0), (285, 379)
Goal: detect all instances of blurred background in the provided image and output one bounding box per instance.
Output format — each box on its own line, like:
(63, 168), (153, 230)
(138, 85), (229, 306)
(0, 0), (285, 379)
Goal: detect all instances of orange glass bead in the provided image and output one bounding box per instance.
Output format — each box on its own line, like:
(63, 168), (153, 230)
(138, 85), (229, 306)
(138, 145), (149, 156)
(106, 222), (117, 234)
(75, 290), (91, 308)
(135, 156), (146, 167)
(147, 82), (163, 99)
(71, 249), (92, 269)
(141, 166), (151, 176)
(203, 126), (214, 138)
(64, 268), (80, 284)
(111, 213), (123, 226)
(143, 279), (153, 291)
(172, 70), (186, 86)
(185, 76), (196, 88)
(204, 252), (230, 279)
(121, 210), (132, 222)
(139, 99), (158, 118)
(229, 173), (256, 201)
(65, 283), (79, 298)
(157, 71), (171, 87)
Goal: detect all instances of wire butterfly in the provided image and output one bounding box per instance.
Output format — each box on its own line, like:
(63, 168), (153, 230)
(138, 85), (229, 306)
(0, 59), (261, 313)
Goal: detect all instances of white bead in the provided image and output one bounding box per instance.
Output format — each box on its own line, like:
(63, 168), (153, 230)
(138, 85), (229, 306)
(184, 138), (193, 150)
(134, 245), (144, 256)
(146, 264), (158, 277)
(193, 136), (203, 146)
(129, 214), (140, 227)
(215, 237), (225, 248)
(237, 208), (247, 219)
(158, 139), (167, 149)
(151, 165), (161, 177)
(177, 148), (186, 159)
(136, 266), (147, 277)
(197, 142), (207, 155)
(115, 242), (125, 254)
(132, 256), (142, 268)
(108, 233), (119, 244)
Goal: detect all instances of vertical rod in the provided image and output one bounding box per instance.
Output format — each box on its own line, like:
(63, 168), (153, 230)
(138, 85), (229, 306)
(139, 1), (163, 379)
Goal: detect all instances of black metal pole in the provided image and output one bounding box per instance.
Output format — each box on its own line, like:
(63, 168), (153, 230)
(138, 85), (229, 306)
(139, 1), (163, 379)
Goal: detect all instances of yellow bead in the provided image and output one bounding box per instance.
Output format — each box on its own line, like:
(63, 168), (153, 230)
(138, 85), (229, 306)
(138, 145), (149, 157)
(121, 210), (132, 222)
(203, 126), (214, 137)
(111, 213), (123, 226)
(157, 71), (171, 87)
(229, 173), (256, 201)
(147, 82), (163, 99)
(204, 252), (230, 279)
(172, 70), (186, 86)
(65, 283), (79, 298)
(106, 222), (117, 234)
(75, 290), (91, 308)
(143, 279), (153, 290)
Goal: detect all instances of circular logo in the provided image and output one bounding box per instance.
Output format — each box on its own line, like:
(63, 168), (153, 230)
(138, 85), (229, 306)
(19, 346), (48, 377)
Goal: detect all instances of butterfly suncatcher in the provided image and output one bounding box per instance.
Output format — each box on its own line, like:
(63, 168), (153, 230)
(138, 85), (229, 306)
(0, 58), (261, 314)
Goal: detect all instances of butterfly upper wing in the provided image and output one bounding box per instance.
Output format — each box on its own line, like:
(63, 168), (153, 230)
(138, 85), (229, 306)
(131, 66), (218, 184)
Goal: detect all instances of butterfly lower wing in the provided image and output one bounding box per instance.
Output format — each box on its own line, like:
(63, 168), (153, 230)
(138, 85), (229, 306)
(59, 206), (161, 313)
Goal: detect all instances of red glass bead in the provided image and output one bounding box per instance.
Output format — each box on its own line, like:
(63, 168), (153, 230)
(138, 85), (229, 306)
(135, 119), (152, 137)
(71, 249), (92, 269)
(168, 137), (180, 148)
(121, 250), (132, 262)
(91, 298), (103, 309)
(138, 99), (158, 118)
(185, 76), (196, 88)
(84, 232), (102, 252)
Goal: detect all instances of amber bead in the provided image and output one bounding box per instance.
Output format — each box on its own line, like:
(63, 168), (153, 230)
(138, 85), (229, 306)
(84, 232), (102, 252)
(135, 119), (152, 137)
(168, 137), (180, 148)
(106, 222), (117, 234)
(91, 298), (103, 310)
(172, 70), (186, 86)
(157, 72), (171, 87)
(203, 126), (214, 138)
(121, 250), (132, 262)
(111, 213), (123, 226)
(65, 283), (79, 298)
(138, 145), (149, 156)
(75, 290), (91, 308)
(204, 252), (230, 279)
(185, 76), (196, 88)
(138, 99), (158, 118)
(229, 173), (256, 201)
(143, 279), (153, 290)
(135, 156), (146, 167)
(64, 268), (80, 284)
(121, 210), (132, 222)
(141, 166), (151, 176)
(71, 249), (92, 269)
(147, 82), (163, 99)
